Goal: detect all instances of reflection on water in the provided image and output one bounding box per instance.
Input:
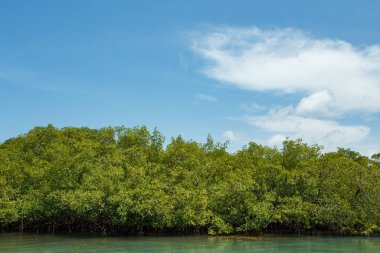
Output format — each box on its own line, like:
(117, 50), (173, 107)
(0, 233), (379, 253)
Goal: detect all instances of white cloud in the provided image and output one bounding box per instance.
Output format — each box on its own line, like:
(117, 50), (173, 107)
(192, 26), (380, 115)
(222, 130), (243, 141)
(247, 106), (370, 149)
(295, 89), (334, 117)
(267, 134), (287, 147)
(221, 130), (251, 152)
(198, 94), (218, 102)
(222, 130), (238, 141)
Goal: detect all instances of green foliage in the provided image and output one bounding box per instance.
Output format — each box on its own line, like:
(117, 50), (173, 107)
(0, 125), (379, 235)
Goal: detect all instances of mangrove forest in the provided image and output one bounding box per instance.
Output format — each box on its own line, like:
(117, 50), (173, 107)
(0, 125), (380, 235)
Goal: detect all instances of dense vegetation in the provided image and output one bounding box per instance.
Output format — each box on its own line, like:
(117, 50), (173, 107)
(1, 125), (380, 235)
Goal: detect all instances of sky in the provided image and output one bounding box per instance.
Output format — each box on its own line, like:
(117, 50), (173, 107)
(1, 0), (380, 154)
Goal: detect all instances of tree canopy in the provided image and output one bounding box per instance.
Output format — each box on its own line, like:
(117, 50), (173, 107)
(1, 125), (379, 235)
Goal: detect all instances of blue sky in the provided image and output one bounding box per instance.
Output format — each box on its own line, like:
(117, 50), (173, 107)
(1, 0), (380, 154)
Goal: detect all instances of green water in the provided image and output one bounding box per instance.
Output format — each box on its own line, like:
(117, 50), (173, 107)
(0, 234), (380, 253)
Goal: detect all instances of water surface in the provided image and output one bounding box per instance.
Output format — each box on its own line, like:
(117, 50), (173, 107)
(0, 233), (379, 253)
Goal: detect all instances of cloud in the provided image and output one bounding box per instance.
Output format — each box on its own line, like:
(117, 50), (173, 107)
(267, 134), (287, 147)
(192, 26), (380, 116)
(247, 106), (370, 148)
(198, 94), (218, 102)
(295, 89), (334, 117)
(222, 130), (238, 141)
(222, 130), (243, 141)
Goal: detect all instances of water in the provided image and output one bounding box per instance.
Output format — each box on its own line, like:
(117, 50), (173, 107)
(0, 233), (379, 253)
